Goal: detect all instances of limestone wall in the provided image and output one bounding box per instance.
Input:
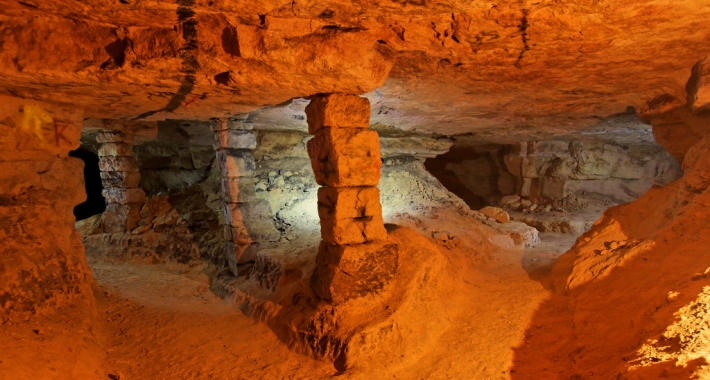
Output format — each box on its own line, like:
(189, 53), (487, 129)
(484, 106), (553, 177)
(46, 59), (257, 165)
(428, 139), (682, 212)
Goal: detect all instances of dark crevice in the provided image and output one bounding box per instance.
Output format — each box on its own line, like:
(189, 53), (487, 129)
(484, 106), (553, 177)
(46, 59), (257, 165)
(17, 1), (38, 8)
(514, 8), (530, 68)
(390, 24), (405, 41)
(214, 71), (231, 85)
(69, 148), (106, 220)
(101, 38), (130, 70)
(221, 26), (241, 57)
(319, 9), (334, 18)
(134, 0), (198, 119)
(321, 25), (367, 33)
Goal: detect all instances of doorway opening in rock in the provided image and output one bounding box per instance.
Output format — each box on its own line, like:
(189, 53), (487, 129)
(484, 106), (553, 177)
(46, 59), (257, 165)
(70, 147), (106, 220)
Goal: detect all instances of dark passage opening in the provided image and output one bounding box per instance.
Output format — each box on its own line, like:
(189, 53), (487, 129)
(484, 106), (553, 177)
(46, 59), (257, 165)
(424, 144), (505, 209)
(69, 147), (106, 220)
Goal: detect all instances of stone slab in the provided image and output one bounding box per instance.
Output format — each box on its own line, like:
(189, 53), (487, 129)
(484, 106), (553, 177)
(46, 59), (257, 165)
(479, 206), (510, 224)
(320, 214), (387, 245)
(223, 241), (254, 275)
(307, 128), (381, 187)
(317, 186), (382, 220)
(102, 203), (141, 232)
(222, 200), (280, 242)
(221, 177), (257, 203)
(305, 93), (371, 134)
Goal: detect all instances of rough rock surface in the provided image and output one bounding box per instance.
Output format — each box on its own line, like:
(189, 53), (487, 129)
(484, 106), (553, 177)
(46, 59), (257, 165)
(479, 206), (510, 224)
(0, 96), (95, 322)
(0, 1), (708, 143)
(510, 126), (710, 378)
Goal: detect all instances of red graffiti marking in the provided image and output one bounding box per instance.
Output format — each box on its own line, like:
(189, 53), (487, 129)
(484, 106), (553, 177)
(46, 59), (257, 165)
(53, 121), (72, 147)
(184, 95), (199, 107)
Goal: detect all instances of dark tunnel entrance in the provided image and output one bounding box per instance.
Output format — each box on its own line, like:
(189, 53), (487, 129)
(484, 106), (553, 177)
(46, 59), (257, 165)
(424, 144), (505, 210)
(69, 147), (106, 220)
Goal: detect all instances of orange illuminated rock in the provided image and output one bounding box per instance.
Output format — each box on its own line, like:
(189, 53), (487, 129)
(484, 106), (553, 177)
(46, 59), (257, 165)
(311, 241), (398, 304)
(305, 94), (371, 134)
(479, 206), (510, 224)
(317, 187), (382, 220)
(103, 203), (141, 232)
(320, 214), (387, 245)
(307, 128), (381, 187)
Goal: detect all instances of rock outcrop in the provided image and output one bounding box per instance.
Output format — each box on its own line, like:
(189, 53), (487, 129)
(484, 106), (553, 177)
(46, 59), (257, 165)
(0, 1), (708, 141)
(511, 92), (710, 379)
(0, 96), (94, 322)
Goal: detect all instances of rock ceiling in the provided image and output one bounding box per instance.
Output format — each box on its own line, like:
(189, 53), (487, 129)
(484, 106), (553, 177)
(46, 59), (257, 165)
(1, 0), (709, 139)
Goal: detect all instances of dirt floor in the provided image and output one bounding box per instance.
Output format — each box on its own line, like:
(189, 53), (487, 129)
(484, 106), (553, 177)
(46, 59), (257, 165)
(3, 216), (706, 379)
(1, 229), (574, 380)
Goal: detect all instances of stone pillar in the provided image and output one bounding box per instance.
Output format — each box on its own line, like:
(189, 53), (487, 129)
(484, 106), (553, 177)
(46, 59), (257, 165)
(212, 118), (279, 276)
(0, 96), (94, 321)
(96, 130), (145, 233)
(306, 94), (398, 304)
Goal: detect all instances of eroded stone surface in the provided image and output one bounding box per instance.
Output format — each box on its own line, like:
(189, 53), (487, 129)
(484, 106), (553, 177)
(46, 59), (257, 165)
(213, 129), (257, 151)
(311, 240), (399, 304)
(307, 128), (381, 187)
(319, 214), (387, 245)
(216, 149), (256, 178)
(221, 177), (257, 203)
(1, 2), (709, 142)
(100, 171), (141, 188)
(317, 187), (382, 220)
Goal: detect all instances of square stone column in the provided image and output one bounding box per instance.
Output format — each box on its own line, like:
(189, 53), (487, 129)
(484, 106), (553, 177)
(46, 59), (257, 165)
(212, 118), (279, 276)
(306, 94), (397, 304)
(96, 130), (145, 233)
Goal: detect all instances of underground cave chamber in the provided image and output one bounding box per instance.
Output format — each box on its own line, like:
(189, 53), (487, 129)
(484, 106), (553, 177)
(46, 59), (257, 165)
(2, 1), (710, 379)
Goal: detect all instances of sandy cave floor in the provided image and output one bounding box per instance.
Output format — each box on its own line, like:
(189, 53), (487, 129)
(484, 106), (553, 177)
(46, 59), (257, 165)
(0, 232), (576, 380)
